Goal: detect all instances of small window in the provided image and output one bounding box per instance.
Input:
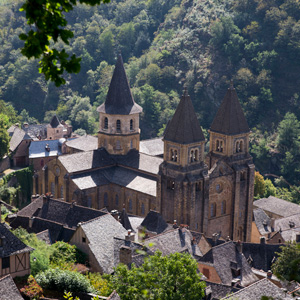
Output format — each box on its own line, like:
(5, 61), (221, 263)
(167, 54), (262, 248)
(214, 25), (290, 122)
(167, 180), (175, 190)
(194, 149), (198, 161)
(210, 203), (216, 218)
(190, 150), (194, 162)
(116, 140), (121, 150)
(2, 257), (10, 269)
(115, 194), (119, 206)
(130, 119), (133, 131)
(174, 150), (178, 162)
(104, 117), (108, 129)
(141, 203), (145, 215)
(82, 237), (86, 243)
(129, 199), (133, 212)
(220, 141), (223, 152)
(116, 120), (121, 132)
(104, 193), (108, 207)
(51, 182), (55, 196)
(130, 140), (133, 149)
(87, 197), (92, 208)
(56, 130), (59, 133)
(216, 140), (219, 151)
(240, 140), (243, 152)
(221, 201), (226, 215)
(60, 186), (64, 198)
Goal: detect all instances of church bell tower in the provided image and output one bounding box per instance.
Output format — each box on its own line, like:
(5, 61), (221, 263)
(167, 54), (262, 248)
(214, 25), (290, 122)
(97, 54), (142, 155)
(157, 88), (209, 232)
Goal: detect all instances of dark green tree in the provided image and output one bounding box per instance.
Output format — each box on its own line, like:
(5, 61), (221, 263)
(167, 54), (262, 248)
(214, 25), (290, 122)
(111, 251), (206, 300)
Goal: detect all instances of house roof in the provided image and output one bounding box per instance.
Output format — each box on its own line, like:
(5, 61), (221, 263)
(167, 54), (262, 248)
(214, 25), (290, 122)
(210, 83), (250, 135)
(23, 124), (48, 140)
(274, 213), (300, 232)
(0, 275), (24, 300)
(221, 278), (293, 299)
(79, 214), (128, 274)
(36, 229), (52, 245)
(253, 196), (300, 218)
(198, 241), (258, 286)
(253, 208), (272, 235)
(29, 139), (65, 158)
(49, 115), (62, 128)
(138, 210), (168, 234)
(241, 242), (282, 272)
(16, 196), (106, 229)
(9, 127), (27, 152)
(97, 54), (142, 115)
(145, 228), (203, 257)
(205, 281), (238, 300)
(120, 208), (133, 231)
(140, 137), (164, 157)
(65, 135), (98, 152)
(0, 223), (33, 257)
(164, 88), (205, 144)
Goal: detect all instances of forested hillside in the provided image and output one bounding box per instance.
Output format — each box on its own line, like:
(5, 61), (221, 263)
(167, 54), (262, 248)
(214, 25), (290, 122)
(1, 0), (300, 196)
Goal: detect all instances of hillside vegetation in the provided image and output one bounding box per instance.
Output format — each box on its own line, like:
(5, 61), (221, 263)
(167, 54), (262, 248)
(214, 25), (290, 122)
(1, 0), (300, 195)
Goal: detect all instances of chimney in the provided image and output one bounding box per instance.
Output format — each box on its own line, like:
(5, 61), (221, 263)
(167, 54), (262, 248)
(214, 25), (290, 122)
(212, 233), (219, 246)
(125, 229), (135, 242)
(173, 220), (179, 229)
(267, 270), (272, 279)
(231, 278), (241, 287)
(119, 246), (132, 265)
(260, 236), (266, 244)
(45, 144), (50, 152)
(70, 201), (76, 208)
(23, 122), (29, 129)
(111, 209), (119, 221)
(29, 217), (34, 228)
(31, 194), (39, 202)
(43, 193), (52, 204)
(236, 240), (243, 253)
(296, 234), (300, 244)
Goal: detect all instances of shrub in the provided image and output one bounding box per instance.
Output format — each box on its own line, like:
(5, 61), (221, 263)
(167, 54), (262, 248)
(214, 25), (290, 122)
(36, 268), (94, 293)
(20, 275), (43, 299)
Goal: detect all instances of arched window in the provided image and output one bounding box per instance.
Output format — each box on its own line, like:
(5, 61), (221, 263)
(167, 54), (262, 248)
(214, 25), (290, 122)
(51, 182), (55, 196)
(216, 140), (219, 151)
(104, 193), (108, 207)
(116, 120), (121, 132)
(240, 140), (243, 152)
(220, 141), (223, 152)
(210, 203), (216, 218)
(195, 149), (198, 161)
(115, 194), (119, 206)
(130, 119), (133, 131)
(221, 201), (226, 215)
(174, 150), (178, 162)
(190, 150), (194, 162)
(129, 199), (133, 212)
(116, 140), (121, 150)
(87, 197), (92, 208)
(60, 186), (64, 198)
(236, 141), (239, 153)
(141, 203), (145, 215)
(130, 140), (133, 149)
(104, 117), (108, 129)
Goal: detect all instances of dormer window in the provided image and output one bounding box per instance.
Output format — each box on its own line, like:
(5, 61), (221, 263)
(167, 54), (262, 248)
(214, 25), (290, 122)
(104, 117), (108, 130)
(116, 120), (121, 132)
(130, 119), (133, 131)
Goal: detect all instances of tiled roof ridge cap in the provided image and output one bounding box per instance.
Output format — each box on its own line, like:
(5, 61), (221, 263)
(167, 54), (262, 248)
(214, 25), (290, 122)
(144, 228), (179, 241)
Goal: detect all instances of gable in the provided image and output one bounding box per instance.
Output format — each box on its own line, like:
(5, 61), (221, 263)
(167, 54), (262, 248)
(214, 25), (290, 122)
(209, 161), (234, 179)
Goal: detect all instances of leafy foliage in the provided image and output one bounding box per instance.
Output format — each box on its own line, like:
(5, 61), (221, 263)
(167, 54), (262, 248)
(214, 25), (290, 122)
(110, 251), (206, 300)
(20, 275), (44, 299)
(272, 242), (300, 282)
(36, 268), (94, 293)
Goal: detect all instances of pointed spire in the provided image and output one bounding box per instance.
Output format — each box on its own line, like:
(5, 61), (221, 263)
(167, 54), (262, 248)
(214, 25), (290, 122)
(97, 54), (142, 115)
(120, 206), (133, 231)
(49, 115), (61, 128)
(210, 82), (250, 135)
(164, 88), (205, 144)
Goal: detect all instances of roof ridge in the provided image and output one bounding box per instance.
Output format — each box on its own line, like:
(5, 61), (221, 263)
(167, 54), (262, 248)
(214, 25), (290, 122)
(79, 212), (110, 226)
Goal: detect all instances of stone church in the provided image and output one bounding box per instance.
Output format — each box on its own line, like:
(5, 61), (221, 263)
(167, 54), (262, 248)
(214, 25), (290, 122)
(34, 55), (254, 242)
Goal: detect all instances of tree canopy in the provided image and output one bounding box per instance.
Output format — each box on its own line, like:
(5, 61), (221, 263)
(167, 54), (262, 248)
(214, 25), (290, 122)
(110, 251), (206, 300)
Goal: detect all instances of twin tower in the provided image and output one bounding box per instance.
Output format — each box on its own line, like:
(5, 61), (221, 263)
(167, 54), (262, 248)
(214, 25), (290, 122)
(97, 55), (254, 241)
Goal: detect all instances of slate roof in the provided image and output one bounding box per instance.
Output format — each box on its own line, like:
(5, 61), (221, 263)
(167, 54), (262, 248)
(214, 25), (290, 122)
(272, 214), (300, 242)
(0, 275), (24, 300)
(58, 148), (115, 173)
(205, 281), (238, 300)
(253, 208), (272, 235)
(138, 210), (168, 234)
(49, 115), (62, 128)
(29, 139), (63, 158)
(65, 135), (98, 152)
(97, 54), (142, 115)
(145, 228), (203, 257)
(120, 208), (133, 231)
(9, 127), (27, 152)
(221, 278), (293, 299)
(79, 214), (128, 274)
(240, 242), (282, 272)
(36, 229), (52, 245)
(72, 166), (157, 197)
(210, 83), (250, 135)
(140, 137), (164, 157)
(253, 196), (300, 218)
(164, 88), (205, 144)
(0, 223), (33, 257)
(16, 196), (106, 229)
(23, 124), (48, 140)
(198, 241), (258, 286)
